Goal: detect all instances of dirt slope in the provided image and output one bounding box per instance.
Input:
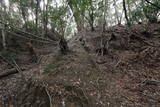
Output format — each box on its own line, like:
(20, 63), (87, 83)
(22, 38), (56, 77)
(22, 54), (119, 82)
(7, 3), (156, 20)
(43, 24), (160, 107)
(1, 24), (160, 107)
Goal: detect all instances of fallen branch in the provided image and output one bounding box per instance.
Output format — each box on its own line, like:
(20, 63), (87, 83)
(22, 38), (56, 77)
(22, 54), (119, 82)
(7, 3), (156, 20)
(144, 80), (160, 86)
(11, 57), (26, 82)
(45, 88), (53, 107)
(7, 31), (57, 45)
(0, 55), (25, 80)
(0, 69), (18, 79)
(0, 20), (53, 42)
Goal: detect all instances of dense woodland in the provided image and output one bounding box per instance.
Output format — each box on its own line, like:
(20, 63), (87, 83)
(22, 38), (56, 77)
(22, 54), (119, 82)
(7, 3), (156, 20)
(0, 0), (160, 43)
(0, 0), (160, 107)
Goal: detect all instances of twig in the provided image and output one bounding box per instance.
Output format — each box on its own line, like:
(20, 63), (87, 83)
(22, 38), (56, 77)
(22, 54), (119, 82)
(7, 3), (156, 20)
(74, 85), (90, 106)
(45, 88), (52, 107)
(11, 57), (27, 82)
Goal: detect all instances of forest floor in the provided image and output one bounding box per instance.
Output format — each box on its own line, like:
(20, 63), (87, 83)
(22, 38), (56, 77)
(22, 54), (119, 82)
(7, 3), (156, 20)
(1, 23), (160, 107)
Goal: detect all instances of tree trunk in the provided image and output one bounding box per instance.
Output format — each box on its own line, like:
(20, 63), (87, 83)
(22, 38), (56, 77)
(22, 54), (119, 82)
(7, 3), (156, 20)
(89, 10), (95, 31)
(26, 42), (38, 63)
(2, 29), (6, 50)
(89, 0), (95, 32)
(102, 0), (108, 32)
(0, 69), (18, 79)
(0, 1), (7, 50)
(43, 0), (49, 36)
(67, 0), (83, 32)
(59, 36), (69, 55)
(49, 29), (69, 55)
(123, 0), (130, 26)
(127, 0), (132, 24)
(19, 1), (28, 30)
(35, 0), (39, 33)
(113, 0), (121, 25)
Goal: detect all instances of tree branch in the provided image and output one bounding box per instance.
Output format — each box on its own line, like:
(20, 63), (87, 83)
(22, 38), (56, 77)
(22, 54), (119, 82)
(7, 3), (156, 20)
(145, 0), (160, 9)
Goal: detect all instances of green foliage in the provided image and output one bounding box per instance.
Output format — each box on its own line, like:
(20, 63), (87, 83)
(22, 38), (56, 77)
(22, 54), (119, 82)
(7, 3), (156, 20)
(130, 0), (160, 23)
(43, 58), (66, 74)
(130, 7), (144, 23)
(26, 21), (37, 32)
(43, 62), (61, 74)
(0, 50), (17, 59)
(143, 0), (160, 22)
(11, 0), (31, 7)
(1, 0), (160, 39)
(47, 5), (69, 33)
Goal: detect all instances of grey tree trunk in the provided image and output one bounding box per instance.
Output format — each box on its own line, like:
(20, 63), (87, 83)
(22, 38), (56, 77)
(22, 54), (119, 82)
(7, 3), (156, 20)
(43, 0), (49, 37)
(102, 0), (108, 32)
(113, 0), (121, 25)
(67, 0), (84, 32)
(35, 0), (39, 33)
(0, 0), (7, 49)
(2, 29), (6, 50)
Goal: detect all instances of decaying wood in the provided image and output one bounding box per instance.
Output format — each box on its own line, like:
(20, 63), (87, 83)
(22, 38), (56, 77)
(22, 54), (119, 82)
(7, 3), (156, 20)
(45, 88), (52, 107)
(0, 69), (18, 79)
(59, 36), (69, 55)
(11, 57), (26, 82)
(144, 80), (160, 86)
(46, 29), (61, 41)
(0, 21), (53, 42)
(7, 31), (55, 44)
(26, 42), (38, 62)
(0, 54), (25, 79)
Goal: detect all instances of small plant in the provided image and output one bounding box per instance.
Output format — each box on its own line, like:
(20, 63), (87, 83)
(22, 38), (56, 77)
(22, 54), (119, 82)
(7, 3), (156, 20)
(43, 61), (63, 74)
(0, 50), (17, 59)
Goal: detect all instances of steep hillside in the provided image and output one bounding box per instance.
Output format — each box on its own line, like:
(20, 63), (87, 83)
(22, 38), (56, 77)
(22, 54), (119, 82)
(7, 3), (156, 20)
(1, 24), (160, 107)
(42, 24), (160, 107)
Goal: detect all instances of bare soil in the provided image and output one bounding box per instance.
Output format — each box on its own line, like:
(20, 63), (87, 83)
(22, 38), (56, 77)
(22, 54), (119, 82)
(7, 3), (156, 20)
(1, 24), (160, 107)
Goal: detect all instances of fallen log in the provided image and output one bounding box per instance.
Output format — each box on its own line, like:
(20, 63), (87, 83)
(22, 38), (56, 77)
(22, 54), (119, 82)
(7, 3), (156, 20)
(0, 55), (25, 79)
(145, 80), (160, 86)
(0, 69), (18, 79)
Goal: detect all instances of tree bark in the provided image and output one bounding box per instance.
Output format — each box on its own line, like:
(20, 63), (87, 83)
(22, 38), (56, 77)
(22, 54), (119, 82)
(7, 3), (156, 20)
(0, 69), (18, 79)
(2, 29), (6, 50)
(89, 9), (95, 31)
(127, 0), (132, 24)
(35, 0), (39, 33)
(42, 0), (49, 36)
(19, 1), (28, 30)
(67, 0), (83, 32)
(102, 0), (108, 32)
(59, 36), (69, 55)
(113, 0), (121, 25)
(0, 1), (7, 50)
(26, 42), (38, 63)
(123, 0), (131, 26)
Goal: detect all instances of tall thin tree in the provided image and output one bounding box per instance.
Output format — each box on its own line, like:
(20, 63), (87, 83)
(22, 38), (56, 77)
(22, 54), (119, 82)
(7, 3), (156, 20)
(123, 0), (130, 26)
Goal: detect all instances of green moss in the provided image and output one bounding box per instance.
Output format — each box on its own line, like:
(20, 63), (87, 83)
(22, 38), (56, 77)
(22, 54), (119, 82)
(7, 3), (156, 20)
(0, 50), (17, 59)
(43, 52), (76, 75)
(43, 55), (70, 75)
(43, 61), (62, 74)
